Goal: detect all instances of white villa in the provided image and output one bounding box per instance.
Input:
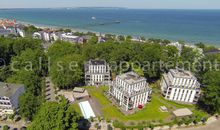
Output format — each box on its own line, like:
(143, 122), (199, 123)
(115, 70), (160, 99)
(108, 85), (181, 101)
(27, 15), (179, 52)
(161, 69), (201, 104)
(33, 31), (50, 42)
(109, 71), (152, 111)
(0, 82), (25, 116)
(61, 33), (80, 43)
(84, 59), (111, 86)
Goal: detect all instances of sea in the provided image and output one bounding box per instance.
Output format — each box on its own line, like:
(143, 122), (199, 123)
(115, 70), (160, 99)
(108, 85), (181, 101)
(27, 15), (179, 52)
(0, 8), (220, 46)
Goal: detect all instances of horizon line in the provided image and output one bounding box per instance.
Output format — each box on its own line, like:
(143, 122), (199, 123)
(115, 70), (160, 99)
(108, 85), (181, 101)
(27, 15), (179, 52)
(0, 7), (220, 10)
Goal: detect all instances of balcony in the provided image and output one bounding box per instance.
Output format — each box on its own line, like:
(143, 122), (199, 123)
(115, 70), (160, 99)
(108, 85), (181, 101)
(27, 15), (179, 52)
(193, 99), (199, 103)
(128, 100), (134, 110)
(194, 94), (200, 98)
(0, 97), (10, 101)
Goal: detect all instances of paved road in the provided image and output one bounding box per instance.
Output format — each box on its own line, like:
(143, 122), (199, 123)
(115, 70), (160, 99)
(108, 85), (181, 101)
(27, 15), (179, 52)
(178, 119), (220, 130)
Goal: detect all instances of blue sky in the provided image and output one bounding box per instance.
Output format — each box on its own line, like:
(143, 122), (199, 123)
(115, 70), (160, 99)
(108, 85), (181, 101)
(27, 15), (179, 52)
(1, 0), (220, 9)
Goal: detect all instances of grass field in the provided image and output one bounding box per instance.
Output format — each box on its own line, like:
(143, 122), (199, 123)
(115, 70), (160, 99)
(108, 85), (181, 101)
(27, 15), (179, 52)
(150, 82), (207, 118)
(85, 86), (170, 122)
(83, 86), (208, 122)
(72, 103), (82, 116)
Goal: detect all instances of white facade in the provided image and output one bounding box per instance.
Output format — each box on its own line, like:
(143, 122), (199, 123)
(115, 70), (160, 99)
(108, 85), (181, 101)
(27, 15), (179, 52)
(109, 72), (152, 111)
(61, 33), (79, 43)
(85, 60), (111, 86)
(33, 31), (51, 42)
(0, 83), (25, 116)
(17, 28), (25, 37)
(33, 32), (42, 39)
(0, 97), (14, 115)
(50, 33), (60, 41)
(161, 69), (201, 104)
(131, 36), (143, 42)
(43, 32), (50, 42)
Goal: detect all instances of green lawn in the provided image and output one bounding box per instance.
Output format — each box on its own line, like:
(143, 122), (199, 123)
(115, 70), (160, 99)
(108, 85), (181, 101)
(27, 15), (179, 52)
(84, 86), (208, 122)
(154, 93), (194, 109)
(151, 82), (208, 118)
(72, 103), (82, 116)
(102, 95), (171, 121)
(85, 86), (170, 122)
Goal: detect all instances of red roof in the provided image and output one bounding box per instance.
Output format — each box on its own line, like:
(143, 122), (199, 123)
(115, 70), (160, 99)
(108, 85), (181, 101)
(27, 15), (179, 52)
(0, 19), (16, 28)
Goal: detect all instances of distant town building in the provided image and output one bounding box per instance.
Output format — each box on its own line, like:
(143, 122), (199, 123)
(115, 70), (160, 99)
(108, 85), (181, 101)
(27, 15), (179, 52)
(0, 27), (11, 36)
(17, 28), (25, 37)
(50, 32), (61, 41)
(80, 35), (91, 44)
(0, 82), (25, 116)
(33, 31), (51, 42)
(84, 59), (111, 86)
(0, 19), (16, 29)
(33, 31), (89, 44)
(0, 19), (25, 37)
(161, 69), (201, 104)
(33, 32), (42, 39)
(42, 31), (50, 42)
(0, 19), (18, 36)
(61, 33), (80, 43)
(109, 71), (152, 111)
(97, 36), (106, 43)
(131, 36), (143, 42)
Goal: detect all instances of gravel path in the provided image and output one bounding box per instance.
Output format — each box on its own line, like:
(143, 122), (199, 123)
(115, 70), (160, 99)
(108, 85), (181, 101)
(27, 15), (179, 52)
(178, 119), (220, 130)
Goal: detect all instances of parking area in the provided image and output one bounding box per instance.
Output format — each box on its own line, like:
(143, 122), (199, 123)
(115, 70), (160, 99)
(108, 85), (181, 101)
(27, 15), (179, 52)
(45, 77), (56, 102)
(0, 120), (26, 130)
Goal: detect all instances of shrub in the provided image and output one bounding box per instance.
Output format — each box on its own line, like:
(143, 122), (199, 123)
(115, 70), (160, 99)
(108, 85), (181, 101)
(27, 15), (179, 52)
(90, 117), (94, 122)
(3, 125), (9, 130)
(142, 120), (147, 125)
(107, 124), (113, 130)
(129, 121), (135, 126)
(106, 118), (111, 123)
(9, 114), (15, 120)
(113, 120), (125, 128)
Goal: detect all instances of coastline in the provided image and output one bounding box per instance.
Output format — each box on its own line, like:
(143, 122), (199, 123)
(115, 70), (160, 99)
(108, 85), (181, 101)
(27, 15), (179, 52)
(17, 20), (101, 35)
(22, 21), (220, 48)
(20, 20), (220, 48)
(0, 8), (220, 46)
(1, 17), (219, 48)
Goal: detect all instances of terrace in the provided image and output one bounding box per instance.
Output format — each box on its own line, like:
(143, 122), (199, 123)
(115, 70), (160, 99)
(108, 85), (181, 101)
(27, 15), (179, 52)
(170, 69), (196, 80)
(118, 71), (146, 84)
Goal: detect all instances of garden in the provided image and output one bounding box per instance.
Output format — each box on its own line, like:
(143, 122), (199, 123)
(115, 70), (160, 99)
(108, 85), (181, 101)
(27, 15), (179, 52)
(81, 85), (208, 128)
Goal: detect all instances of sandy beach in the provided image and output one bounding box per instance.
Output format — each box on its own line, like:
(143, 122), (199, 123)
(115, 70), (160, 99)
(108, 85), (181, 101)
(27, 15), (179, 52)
(18, 20), (101, 35)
